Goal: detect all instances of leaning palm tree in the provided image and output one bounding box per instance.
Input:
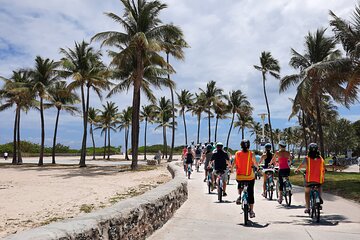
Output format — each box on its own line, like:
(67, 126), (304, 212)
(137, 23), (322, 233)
(176, 89), (193, 145)
(118, 107), (132, 160)
(92, 0), (182, 170)
(88, 107), (99, 160)
(60, 41), (110, 167)
(213, 100), (228, 142)
(0, 70), (35, 164)
(32, 56), (59, 166)
(154, 97), (173, 159)
(225, 90), (251, 148)
(254, 51), (281, 151)
(162, 31), (189, 161)
(191, 92), (207, 144)
(46, 81), (79, 164)
(234, 113), (254, 140)
(280, 29), (343, 157)
(140, 105), (155, 160)
(199, 80), (223, 142)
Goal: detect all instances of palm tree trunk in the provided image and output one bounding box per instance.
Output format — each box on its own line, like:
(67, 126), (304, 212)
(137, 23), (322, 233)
(80, 86), (90, 167)
(197, 114), (201, 144)
(52, 108), (61, 164)
(315, 94), (325, 158)
(38, 97), (45, 166)
(103, 129), (107, 159)
(16, 107), (22, 164)
(163, 125), (166, 159)
(214, 116), (219, 142)
(167, 53), (175, 161)
(125, 127), (129, 160)
(182, 110), (188, 145)
(144, 118), (148, 160)
(107, 127), (110, 160)
(90, 123), (96, 160)
(12, 107), (18, 164)
(131, 51), (143, 170)
(208, 107), (211, 142)
(241, 127), (245, 139)
(79, 85), (86, 166)
(262, 73), (275, 151)
(226, 112), (235, 148)
(301, 111), (308, 153)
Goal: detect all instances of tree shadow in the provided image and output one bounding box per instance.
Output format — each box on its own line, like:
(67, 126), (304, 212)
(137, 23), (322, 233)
(290, 214), (348, 226)
(214, 200), (234, 204)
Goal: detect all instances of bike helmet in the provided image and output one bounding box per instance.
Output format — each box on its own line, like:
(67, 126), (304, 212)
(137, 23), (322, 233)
(264, 143), (271, 150)
(206, 144), (212, 150)
(240, 139), (250, 149)
(187, 146), (192, 150)
(279, 140), (287, 148)
(216, 142), (224, 149)
(308, 143), (318, 152)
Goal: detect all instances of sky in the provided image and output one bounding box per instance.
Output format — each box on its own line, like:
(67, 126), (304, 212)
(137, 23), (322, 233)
(0, 0), (359, 150)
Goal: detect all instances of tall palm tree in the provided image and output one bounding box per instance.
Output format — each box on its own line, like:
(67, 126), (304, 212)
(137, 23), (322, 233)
(250, 122), (262, 151)
(280, 29), (343, 158)
(254, 51), (281, 151)
(162, 31), (188, 161)
(88, 107), (99, 160)
(0, 70), (35, 164)
(154, 97), (173, 159)
(32, 56), (59, 166)
(199, 80), (223, 142)
(94, 122), (108, 159)
(234, 113), (254, 139)
(176, 89), (193, 145)
(225, 90), (251, 148)
(191, 93), (206, 144)
(60, 41), (110, 167)
(46, 81), (79, 164)
(213, 100), (228, 142)
(118, 107), (132, 160)
(140, 105), (155, 160)
(92, 0), (182, 170)
(100, 101), (118, 160)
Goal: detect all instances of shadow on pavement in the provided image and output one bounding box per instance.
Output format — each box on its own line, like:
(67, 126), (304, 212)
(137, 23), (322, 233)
(238, 221), (270, 228)
(276, 204), (304, 209)
(214, 200), (234, 204)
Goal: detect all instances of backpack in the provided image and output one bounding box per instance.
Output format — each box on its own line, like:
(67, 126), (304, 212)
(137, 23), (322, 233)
(186, 152), (193, 161)
(195, 148), (201, 155)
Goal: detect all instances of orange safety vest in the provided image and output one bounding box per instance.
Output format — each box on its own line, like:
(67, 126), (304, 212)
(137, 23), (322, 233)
(235, 151), (253, 176)
(305, 156), (325, 184)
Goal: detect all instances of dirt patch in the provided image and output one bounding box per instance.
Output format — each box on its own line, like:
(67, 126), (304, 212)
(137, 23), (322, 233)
(0, 163), (171, 238)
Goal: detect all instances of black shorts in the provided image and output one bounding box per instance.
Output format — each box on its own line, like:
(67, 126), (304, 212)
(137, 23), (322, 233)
(186, 160), (193, 164)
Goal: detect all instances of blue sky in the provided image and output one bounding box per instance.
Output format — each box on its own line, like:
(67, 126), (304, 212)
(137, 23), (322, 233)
(0, 0), (359, 150)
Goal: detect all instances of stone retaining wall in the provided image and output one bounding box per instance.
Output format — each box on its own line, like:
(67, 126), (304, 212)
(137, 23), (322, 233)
(5, 162), (187, 240)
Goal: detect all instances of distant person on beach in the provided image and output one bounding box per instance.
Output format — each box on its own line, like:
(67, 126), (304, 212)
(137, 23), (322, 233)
(3, 152), (8, 160)
(154, 150), (162, 164)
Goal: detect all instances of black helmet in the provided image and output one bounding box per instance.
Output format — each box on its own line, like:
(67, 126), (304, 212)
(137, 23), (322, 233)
(308, 143), (318, 153)
(241, 139), (250, 149)
(187, 146), (191, 150)
(206, 144), (212, 150)
(264, 143), (271, 150)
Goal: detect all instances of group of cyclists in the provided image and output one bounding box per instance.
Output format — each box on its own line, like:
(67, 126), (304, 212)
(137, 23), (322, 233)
(182, 139), (325, 218)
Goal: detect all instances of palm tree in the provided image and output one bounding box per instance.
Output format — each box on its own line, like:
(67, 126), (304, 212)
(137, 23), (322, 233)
(140, 105), (155, 160)
(60, 41), (110, 167)
(88, 107), (99, 160)
(250, 122), (262, 151)
(94, 122), (108, 159)
(280, 29), (342, 158)
(225, 90), (251, 148)
(176, 89), (193, 145)
(254, 51), (281, 151)
(154, 97), (173, 159)
(118, 107), (132, 160)
(46, 81), (79, 164)
(92, 0), (182, 170)
(191, 93), (206, 144)
(199, 80), (223, 142)
(234, 113), (254, 140)
(0, 70), (35, 164)
(32, 56), (59, 166)
(213, 100), (228, 142)
(162, 31), (188, 161)
(100, 101), (118, 159)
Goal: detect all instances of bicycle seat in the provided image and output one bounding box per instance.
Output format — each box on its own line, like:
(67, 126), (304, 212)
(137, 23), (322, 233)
(307, 182), (321, 188)
(263, 168), (275, 173)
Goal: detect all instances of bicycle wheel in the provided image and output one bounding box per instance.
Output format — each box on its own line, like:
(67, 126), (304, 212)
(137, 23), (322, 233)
(243, 203), (249, 225)
(315, 203), (320, 223)
(285, 190), (292, 206)
(275, 180), (279, 199)
(208, 181), (211, 194)
(310, 192), (315, 218)
(218, 185), (222, 202)
(269, 186), (273, 200)
(188, 169), (191, 179)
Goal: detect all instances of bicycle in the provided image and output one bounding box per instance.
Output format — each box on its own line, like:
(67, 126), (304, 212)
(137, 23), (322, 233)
(239, 182), (250, 225)
(195, 158), (200, 172)
(187, 164), (192, 179)
(216, 170), (226, 202)
(207, 167), (213, 194)
(264, 168), (275, 200)
(227, 168), (231, 184)
(277, 176), (292, 206)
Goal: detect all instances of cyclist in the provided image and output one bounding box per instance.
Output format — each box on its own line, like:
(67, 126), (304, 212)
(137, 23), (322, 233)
(232, 139), (259, 218)
(270, 140), (292, 204)
(258, 143), (273, 197)
(195, 145), (202, 171)
(209, 142), (231, 196)
(295, 143), (325, 214)
(184, 146), (195, 176)
(202, 144), (214, 182)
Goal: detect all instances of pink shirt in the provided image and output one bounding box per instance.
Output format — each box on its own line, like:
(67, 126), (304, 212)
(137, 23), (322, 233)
(278, 157), (290, 169)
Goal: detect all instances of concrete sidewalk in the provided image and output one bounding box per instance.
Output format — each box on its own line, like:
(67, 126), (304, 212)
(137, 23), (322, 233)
(148, 164), (360, 240)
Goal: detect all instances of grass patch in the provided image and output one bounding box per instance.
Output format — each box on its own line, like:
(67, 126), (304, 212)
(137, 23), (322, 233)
(40, 217), (64, 226)
(290, 170), (360, 203)
(109, 184), (158, 204)
(79, 204), (95, 213)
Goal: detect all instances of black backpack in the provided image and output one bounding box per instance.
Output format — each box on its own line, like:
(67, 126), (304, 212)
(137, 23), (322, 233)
(186, 152), (193, 161)
(195, 148), (201, 155)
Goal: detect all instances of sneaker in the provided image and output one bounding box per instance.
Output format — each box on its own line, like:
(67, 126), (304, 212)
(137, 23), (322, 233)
(223, 192), (227, 197)
(320, 198), (324, 204)
(249, 211), (256, 218)
(203, 178), (206, 182)
(211, 184), (214, 191)
(304, 208), (310, 214)
(236, 197), (241, 205)
(278, 198), (283, 204)
(261, 193), (266, 198)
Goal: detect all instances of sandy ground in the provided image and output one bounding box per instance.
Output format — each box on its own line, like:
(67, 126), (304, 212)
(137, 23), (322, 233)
(0, 162), (172, 238)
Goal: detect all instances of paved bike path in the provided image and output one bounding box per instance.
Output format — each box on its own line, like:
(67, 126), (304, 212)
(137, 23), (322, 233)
(148, 164), (360, 240)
